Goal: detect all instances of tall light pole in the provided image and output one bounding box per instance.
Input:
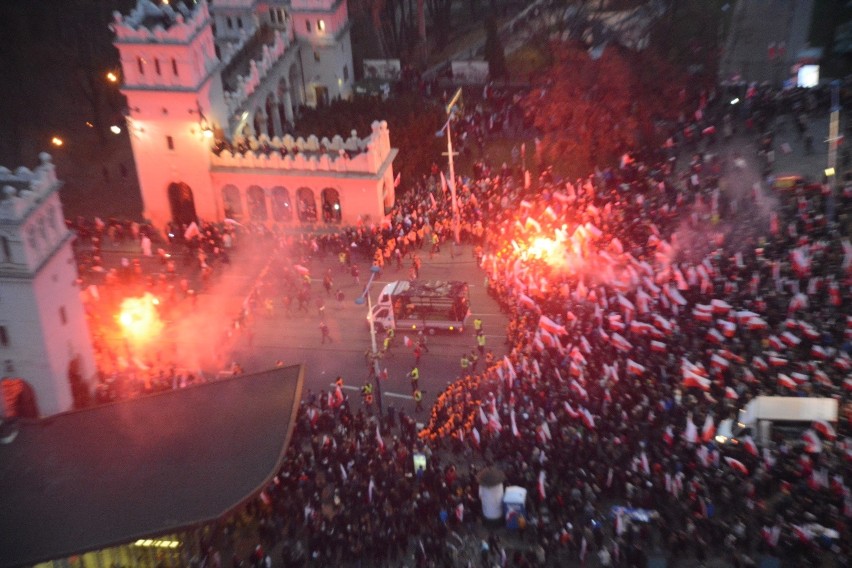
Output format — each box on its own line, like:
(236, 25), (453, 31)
(828, 79), (841, 175)
(355, 265), (384, 417)
(441, 87), (463, 244)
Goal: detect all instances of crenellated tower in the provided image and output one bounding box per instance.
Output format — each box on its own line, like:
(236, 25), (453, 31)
(289, 0), (354, 107)
(0, 154), (96, 418)
(112, 0), (227, 232)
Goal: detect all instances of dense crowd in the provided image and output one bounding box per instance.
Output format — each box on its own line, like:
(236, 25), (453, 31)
(215, 85), (852, 568)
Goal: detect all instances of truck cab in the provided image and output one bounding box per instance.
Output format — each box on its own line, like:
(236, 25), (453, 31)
(371, 280), (469, 333)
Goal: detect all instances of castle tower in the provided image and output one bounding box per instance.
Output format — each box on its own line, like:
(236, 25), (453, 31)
(0, 154), (96, 418)
(290, 0), (354, 107)
(112, 0), (228, 233)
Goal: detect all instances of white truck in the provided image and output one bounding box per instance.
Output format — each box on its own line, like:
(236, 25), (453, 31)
(370, 280), (470, 333)
(716, 396), (839, 447)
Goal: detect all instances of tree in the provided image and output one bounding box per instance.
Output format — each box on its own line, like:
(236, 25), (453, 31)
(522, 42), (687, 178)
(484, 16), (507, 80)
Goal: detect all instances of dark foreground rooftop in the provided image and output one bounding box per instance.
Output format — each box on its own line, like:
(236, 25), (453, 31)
(0, 365), (304, 568)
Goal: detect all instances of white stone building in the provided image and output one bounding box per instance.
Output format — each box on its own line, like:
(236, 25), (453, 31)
(112, 0), (397, 232)
(0, 154), (96, 418)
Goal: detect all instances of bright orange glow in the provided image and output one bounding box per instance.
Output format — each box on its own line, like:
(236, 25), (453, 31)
(51, 137), (63, 147)
(117, 293), (163, 344)
(106, 71), (118, 83)
(527, 237), (563, 262)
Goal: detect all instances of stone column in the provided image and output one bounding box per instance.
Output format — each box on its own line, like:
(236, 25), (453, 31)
(271, 95), (284, 137)
(282, 88), (294, 125)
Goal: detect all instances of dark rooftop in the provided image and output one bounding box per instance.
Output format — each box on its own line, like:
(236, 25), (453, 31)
(221, 26), (278, 93)
(0, 365), (304, 568)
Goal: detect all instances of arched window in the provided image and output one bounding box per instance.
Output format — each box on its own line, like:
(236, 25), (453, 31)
(296, 187), (317, 222)
(271, 187), (292, 221)
(137, 56), (145, 75)
(246, 186), (268, 221)
(171, 58), (179, 76)
(154, 58), (161, 75)
(222, 185), (243, 219)
(321, 188), (341, 223)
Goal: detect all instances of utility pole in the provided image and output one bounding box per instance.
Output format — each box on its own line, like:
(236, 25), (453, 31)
(444, 87), (463, 244)
(355, 266), (384, 418)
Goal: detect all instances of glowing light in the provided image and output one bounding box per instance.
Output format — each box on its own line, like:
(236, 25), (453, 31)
(202, 128), (214, 139)
(318, 19), (326, 31)
(106, 71), (118, 83)
(110, 125), (121, 134)
(117, 293), (164, 345)
(730, 98), (739, 105)
(51, 136), (64, 147)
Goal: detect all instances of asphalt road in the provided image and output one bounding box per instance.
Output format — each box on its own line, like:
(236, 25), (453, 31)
(218, 244), (510, 418)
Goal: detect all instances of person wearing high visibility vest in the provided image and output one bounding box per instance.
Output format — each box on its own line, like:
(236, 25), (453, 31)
(460, 354), (470, 376)
(473, 317), (483, 333)
(408, 366), (420, 390)
(413, 388), (423, 413)
(476, 331), (486, 355)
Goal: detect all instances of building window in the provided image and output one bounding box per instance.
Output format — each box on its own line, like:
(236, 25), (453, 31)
(306, 20), (312, 32)
(314, 51), (320, 62)
(226, 17), (233, 29)
(269, 8), (276, 23)
(1, 236), (10, 263)
(237, 17), (243, 29)
(59, 307), (67, 326)
(318, 19), (325, 32)
(172, 58), (178, 76)
(343, 65), (349, 81)
(167, 135), (174, 150)
(0, 326), (8, 347)
(154, 58), (161, 76)
(137, 56), (145, 75)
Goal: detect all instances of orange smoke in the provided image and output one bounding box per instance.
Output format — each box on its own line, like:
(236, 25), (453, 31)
(117, 293), (163, 345)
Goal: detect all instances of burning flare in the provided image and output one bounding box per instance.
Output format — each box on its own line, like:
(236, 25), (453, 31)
(117, 293), (163, 344)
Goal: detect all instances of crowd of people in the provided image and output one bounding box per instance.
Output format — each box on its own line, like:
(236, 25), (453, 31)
(205, 84), (852, 568)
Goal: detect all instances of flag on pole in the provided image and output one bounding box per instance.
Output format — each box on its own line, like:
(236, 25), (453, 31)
(537, 470), (546, 500)
(393, 171), (401, 188)
(701, 414), (716, 442)
(440, 171), (448, 194)
(375, 423), (385, 451)
(684, 413), (698, 444)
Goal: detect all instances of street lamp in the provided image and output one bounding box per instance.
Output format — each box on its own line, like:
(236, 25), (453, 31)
(436, 87), (463, 244)
(355, 265), (384, 417)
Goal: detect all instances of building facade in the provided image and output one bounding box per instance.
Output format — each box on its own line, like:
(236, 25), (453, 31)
(0, 153), (96, 418)
(112, 0), (396, 233)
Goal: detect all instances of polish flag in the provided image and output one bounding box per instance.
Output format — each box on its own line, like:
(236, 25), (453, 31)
(403, 335), (413, 348)
(663, 425), (674, 446)
(683, 371), (711, 391)
(802, 429), (823, 453)
(651, 340), (667, 353)
(684, 414), (698, 444)
(537, 470), (547, 500)
(653, 315), (674, 334)
(742, 368), (758, 384)
(701, 414), (716, 442)
(769, 355), (788, 367)
(580, 335), (592, 354)
(570, 380), (589, 399)
(753, 356), (769, 371)
(666, 285), (687, 306)
(510, 409), (520, 438)
(720, 349), (745, 364)
(747, 317), (768, 330)
(706, 329), (725, 344)
(724, 457), (749, 475)
(791, 525), (813, 543)
(479, 406), (488, 425)
(743, 436), (758, 456)
(725, 386), (739, 400)
(801, 324), (820, 341)
(611, 332), (633, 352)
(375, 423), (385, 451)
(718, 320), (737, 338)
(710, 353), (730, 370)
(781, 332), (801, 347)
(835, 356), (851, 371)
(539, 315), (567, 336)
(813, 370), (832, 387)
(471, 427), (481, 448)
(711, 299), (732, 314)
(791, 372), (809, 385)
(640, 451), (651, 474)
(693, 308), (714, 323)
(768, 335), (785, 350)
(580, 407), (596, 429)
(778, 374), (797, 389)
(563, 401), (580, 419)
(626, 359), (646, 376)
(519, 294), (538, 310)
(812, 420), (836, 440)
(736, 310), (759, 324)
(811, 345), (828, 359)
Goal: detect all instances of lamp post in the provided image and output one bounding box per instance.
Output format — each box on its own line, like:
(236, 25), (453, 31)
(438, 87), (463, 244)
(355, 265), (383, 417)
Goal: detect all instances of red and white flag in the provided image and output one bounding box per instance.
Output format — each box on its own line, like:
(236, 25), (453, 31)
(626, 359), (646, 376)
(701, 414), (716, 442)
(724, 457), (749, 475)
(375, 423), (385, 451)
(811, 345), (828, 359)
(651, 340), (667, 353)
(743, 436), (758, 456)
(580, 407), (596, 429)
(802, 429), (823, 453)
(471, 427), (481, 448)
(537, 470), (546, 500)
(725, 386), (739, 400)
(813, 420), (836, 440)
(663, 425), (674, 446)
(510, 409), (520, 438)
(563, 401), (580, 419)
(711, 299), (732, 314)
(611, 332), (633, 352)
(706, 329), (725, 344)
(778, 374), (797, 390)
(753, 356), (769, 371)
(684, 413), (698, 444)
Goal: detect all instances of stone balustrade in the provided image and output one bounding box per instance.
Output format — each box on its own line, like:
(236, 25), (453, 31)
(112, 0), (209, 43)
(0, 154), (60, 221)
(223, 30), (291, 116)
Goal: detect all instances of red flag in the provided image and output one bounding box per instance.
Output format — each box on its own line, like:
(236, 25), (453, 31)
(701, 415), (716, 442)
(651, 340), (667, 353)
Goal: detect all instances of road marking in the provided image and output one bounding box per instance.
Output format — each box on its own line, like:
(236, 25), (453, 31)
(330, 384), (414, 400)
